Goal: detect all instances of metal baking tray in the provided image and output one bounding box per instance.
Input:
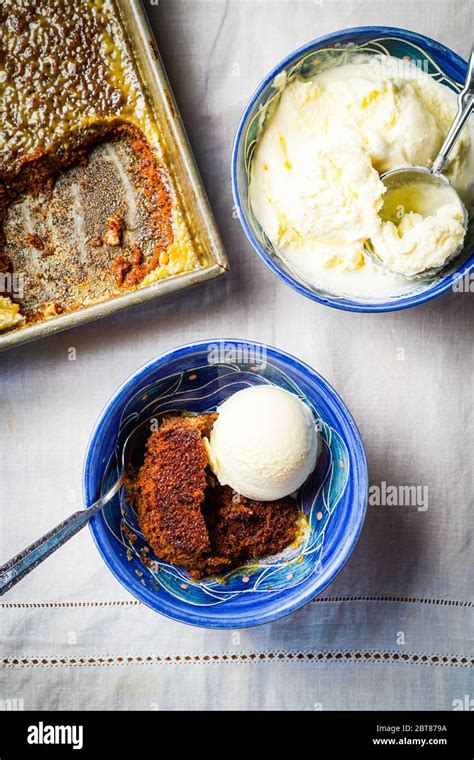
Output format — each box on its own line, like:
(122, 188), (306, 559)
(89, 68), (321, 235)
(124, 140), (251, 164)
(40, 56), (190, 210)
(0, 0), (228, 351)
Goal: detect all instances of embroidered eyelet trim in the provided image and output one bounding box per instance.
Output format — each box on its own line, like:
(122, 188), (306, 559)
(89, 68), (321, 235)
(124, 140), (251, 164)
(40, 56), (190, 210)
(2, 650), (473, 668)
(312, 595), (474, 607)
(0, 595), (472, 609)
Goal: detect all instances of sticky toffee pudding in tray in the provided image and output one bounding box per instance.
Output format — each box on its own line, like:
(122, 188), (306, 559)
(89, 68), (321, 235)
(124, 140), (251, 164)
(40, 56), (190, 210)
(0, 0), (227, 347)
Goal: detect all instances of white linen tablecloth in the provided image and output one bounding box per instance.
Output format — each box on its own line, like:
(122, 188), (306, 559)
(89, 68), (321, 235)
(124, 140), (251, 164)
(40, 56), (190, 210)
(1, 0), (473, 711)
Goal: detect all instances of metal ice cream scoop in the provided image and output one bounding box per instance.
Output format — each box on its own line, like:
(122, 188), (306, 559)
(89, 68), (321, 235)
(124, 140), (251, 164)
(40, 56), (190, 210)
(366, 46), (474, 279)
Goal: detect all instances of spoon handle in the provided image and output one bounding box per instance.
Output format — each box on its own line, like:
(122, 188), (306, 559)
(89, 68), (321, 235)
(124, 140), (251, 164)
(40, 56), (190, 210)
(0, 477), (123, 596)
(432, 46), (474, 175)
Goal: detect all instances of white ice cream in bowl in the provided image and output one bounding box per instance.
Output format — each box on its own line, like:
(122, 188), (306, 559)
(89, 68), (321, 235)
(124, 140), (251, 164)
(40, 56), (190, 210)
(233, 31), (474, 311)
(205, 385), (320, 501)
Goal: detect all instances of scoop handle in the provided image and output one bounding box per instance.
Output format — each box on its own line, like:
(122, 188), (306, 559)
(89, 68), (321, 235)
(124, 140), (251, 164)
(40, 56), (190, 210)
(432, 46), (474, 175)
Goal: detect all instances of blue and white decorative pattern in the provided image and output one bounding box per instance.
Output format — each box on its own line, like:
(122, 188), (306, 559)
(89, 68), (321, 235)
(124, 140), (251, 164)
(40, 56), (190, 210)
(84, 341), (368, 628)
(232, 27), (474, 313)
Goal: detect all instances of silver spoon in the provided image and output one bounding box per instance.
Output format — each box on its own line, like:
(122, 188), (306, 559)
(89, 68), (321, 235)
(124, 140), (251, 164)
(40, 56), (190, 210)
(0, 415), (158, 596)
(366, 46), (474, 279)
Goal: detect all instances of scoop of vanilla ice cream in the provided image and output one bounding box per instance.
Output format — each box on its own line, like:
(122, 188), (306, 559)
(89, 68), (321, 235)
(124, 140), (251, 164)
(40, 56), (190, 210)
(206, 385), (319, 501)
(370, 177), (467, 276)
(372, 202), (466, 276)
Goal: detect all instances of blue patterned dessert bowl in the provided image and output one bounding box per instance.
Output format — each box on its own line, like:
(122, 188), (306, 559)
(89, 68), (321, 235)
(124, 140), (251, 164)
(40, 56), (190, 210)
(232, 27), (474, 312)
(83, 340), (368, 628)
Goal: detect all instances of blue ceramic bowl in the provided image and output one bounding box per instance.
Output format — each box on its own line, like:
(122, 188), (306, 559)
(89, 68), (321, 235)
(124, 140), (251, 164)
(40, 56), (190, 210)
(84, 340), (368, 628)
(232, 27), (474, 313)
